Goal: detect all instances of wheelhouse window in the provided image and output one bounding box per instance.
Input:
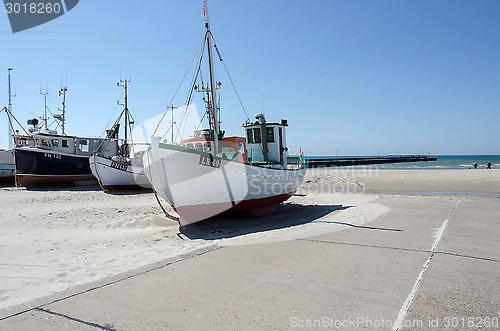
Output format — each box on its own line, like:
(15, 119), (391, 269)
(253, 128), (261, 143)
(78, 139), (89, 153)
(246, 129), (254, 144)
(62, 140), (69, 148)
(41, 139), (49, 147)
(51, 139), (59, 147)
(195, 142), (203, 151)
(267, 127), (275, 143)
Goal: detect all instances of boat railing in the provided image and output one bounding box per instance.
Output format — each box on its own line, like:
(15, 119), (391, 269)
(286, 147), (305, 170)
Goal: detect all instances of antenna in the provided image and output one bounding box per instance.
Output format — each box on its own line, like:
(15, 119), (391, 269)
(40, 87), (49, 132)
(7, 68), (16, 149)
(58, 86), (68, 135)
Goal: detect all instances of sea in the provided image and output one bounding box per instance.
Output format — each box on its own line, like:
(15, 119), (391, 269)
(305, 155), (500, 170)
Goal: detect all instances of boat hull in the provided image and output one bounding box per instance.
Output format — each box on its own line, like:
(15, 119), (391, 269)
(0, 149), (15, 184)
(144, 138), (306, 226)
(14, 147), (96, 187)
(90, 155), (151, 191)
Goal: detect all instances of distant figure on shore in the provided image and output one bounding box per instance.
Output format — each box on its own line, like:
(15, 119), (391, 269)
(487, 161), (492, 169)
(474, 162), (478, 169)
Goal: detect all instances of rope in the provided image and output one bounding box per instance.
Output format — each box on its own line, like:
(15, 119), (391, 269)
(153, 38), (206, 136)
(210, 33), (250, 122)
(165, 39), (206, 143)
(145, 147), (180, 223)
(153, 189), (180, 222)
(94, 108), (126, 154)
(91, 153), (107, 191)
(103, 91), (124, 133)
(2, 107), (31, 137)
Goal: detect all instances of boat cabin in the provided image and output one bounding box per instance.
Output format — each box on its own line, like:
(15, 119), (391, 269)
(244, 114), (288, 168)
(30, 132), (118, 157)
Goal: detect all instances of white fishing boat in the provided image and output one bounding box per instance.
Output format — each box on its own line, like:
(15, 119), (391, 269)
(144, 0), (306, 226)
(0, 133), (33, 184)
(90, 79), (151, 191)
(0, 148), (15, 184)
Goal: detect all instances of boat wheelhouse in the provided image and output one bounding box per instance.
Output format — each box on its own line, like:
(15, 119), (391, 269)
(244, 115), (289, 168)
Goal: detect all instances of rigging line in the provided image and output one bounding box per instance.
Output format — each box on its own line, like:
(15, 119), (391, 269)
(195, 109), (207, 131)
(174, 40), (206, 141)
(8, 102), (38, 117)
(95, 108), (126, 152)
(51, 120), (61, 131)
(177, 61), (203, 138)
(153, 38), (206, 136)
(175, 88), (197, 142)
(2, 107), (31, 137)
(128, 111), (136, 124)
(127, 110), (135, 147)
(0, 82), (39, 95)
(210, 32), (250, 121)
(45, 105), (57, 118)
(104, 91), (124, 133)
(163, 41), (205, 142)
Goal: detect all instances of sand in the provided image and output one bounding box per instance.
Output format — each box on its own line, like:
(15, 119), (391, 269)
(0, 188), (209, 312)
(303, 167), (500, 196)
(0, 169), (499, 318)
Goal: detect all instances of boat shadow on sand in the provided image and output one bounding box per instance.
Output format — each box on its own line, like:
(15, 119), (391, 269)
(2, 184), (103, 192)
(8, 184), (152, 194)
(180, 203), (352, 240)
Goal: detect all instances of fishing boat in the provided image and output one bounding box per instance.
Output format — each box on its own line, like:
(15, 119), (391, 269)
(144, 0), (306, 226)
(0, 69), (16, 184)
(0, 132), (32, 184)
(0, 148), (15, 184)
(15, 132), (118, 187)
(14, 87), (119, 187)
(89, 79), (151, 191)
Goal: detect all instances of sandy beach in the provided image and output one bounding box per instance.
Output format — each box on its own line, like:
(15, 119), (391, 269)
(0, 169), (499, 329)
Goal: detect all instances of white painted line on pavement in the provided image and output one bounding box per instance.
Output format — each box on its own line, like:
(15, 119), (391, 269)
(392, 199), (462, 331)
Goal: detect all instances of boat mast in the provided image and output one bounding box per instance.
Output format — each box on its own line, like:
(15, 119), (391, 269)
(117, 78), (130, 156)
(58, 87), (67, 135)
(203, 0), (220, 154)
(167, 104), (177, 143)
(7, 68), (15, 149)
(40, 89), (49, 132)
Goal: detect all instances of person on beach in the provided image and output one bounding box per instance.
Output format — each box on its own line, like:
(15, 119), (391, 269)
(487, 161), (491, 169)
(474, 162), (478, 169)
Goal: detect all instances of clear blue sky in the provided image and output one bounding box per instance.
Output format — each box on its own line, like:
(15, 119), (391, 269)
(1, 0), (499, 155)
